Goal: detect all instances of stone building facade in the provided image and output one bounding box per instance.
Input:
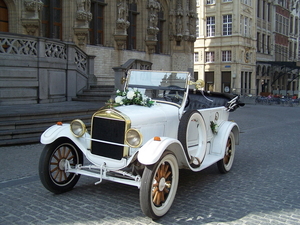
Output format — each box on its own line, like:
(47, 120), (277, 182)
(194, 0), (257, 95)
(0, 0), (197, 104)
(195, 0), (300, 97)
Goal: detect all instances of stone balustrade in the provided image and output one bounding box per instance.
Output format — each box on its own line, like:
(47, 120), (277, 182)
(0, 32), (95, 105)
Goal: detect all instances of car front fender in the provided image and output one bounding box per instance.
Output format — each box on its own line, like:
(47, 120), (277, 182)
(40, 124), (91, 155)
(138, 137), (189, 167)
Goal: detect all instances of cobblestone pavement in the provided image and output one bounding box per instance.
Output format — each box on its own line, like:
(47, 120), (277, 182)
(1, 104), (300, 225)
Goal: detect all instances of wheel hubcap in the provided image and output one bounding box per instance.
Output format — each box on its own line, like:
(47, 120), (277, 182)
(50, 145), (76, 183)
(58, 159), (66, 170)
(158, 177), (166, 191)
(152, 162), (172, 206)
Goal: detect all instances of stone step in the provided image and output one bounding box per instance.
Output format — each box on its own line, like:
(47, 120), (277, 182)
(73, 85), (115, 102)
(0, 102), (104, 146)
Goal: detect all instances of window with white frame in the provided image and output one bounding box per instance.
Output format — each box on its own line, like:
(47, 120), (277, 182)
(242, 0), (252, 6)
(196, 18), (199, 38)
(285, 17), (289, 35)
(207, 16), (215, 36)
(206, 52), (215, 62)
(223, 0), (232, 2)
(194, 52), (199, 62)
(295, 17), (298, 35)
(222, 50), (232, 62)
(249, 19), (252, 37)
(223, 15), (232, 35)
(244, 17), (248, 36)
(207, 0), (215, 4)
(240, 15), (243, 34)
(278, 0), (286, 8)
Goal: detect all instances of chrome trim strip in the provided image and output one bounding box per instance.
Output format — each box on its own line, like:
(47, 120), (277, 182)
(86, 137), (129, 147)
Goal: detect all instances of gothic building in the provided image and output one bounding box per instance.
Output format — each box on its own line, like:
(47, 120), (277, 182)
(0, 0), (197, 105)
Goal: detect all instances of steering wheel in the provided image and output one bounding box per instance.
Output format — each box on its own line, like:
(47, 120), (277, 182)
(163, 86), (184, 103)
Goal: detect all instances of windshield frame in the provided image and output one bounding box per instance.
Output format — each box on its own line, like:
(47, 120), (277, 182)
(126, 69), (191, 111)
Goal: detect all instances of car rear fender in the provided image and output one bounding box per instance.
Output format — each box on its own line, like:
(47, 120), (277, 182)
(210, 121), (240, 154)
(40, 124), (90, 155)
(137, 137), (190, 168)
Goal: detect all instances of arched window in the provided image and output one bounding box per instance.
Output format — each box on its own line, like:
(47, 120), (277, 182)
(90, 0), (106, 45)
(156, 9), (165, 54)
(127, 2), (138, 50)
(41, 0), (62, 40)
(0, 0), (8, 32)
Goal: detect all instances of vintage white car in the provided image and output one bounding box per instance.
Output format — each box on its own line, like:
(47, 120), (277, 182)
(39, 70), (244, 219)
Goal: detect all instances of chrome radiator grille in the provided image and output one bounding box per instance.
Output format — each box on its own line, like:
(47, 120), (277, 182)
(91, 116), (126, 160)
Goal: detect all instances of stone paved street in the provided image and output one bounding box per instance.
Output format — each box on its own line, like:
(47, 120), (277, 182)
(0, 104), (300, 225)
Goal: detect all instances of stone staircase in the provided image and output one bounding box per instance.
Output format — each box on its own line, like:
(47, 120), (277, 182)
(73, 85), (115, 102)
(0, 102), (102, 146)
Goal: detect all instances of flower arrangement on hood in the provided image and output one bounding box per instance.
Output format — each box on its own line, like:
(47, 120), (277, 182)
(114, 88), (155, 107)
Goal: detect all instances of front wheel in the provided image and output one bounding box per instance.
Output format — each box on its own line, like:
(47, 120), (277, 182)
(140, 151), (179, 219)
(39, 138), (83, 194)
(217, 132), (235, 174)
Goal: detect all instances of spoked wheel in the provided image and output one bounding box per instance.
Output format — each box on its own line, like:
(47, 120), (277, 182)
(217, 132), (235, 174)
(140, 151), (179, 219)
(39, 138), (83, 194)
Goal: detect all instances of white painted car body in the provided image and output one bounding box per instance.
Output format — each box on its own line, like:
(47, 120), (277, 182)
(39, 70), (244, 219)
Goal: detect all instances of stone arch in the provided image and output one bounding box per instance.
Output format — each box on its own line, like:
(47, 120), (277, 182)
(157, 0), (170, 54)
(2, 0), (19, 33)
(0, 0), (8, 32)
(256, 65), (261, 77)
(266, 66), (271, 77)
(262, 65), (266, 77)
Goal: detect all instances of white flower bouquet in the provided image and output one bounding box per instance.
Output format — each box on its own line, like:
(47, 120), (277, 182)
(114, 88), (155, 107)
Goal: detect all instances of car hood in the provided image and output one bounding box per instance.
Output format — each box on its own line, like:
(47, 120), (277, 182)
(115, 103), (179, 126)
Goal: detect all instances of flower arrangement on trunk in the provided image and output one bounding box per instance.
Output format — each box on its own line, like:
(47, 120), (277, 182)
(114, 88), (155, 107)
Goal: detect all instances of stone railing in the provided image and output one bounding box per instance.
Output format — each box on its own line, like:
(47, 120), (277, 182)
(113, 59), (153, 90)
(0, 32), (95, 105)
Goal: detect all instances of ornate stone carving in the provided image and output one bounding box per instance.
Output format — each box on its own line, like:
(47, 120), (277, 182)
(146, 0), (160, 49)
(45, 42), (67, 59)
(24, 0), (43, 12)
(145, 40), (157, 54)
(76, 0), (92, 22)
(23, 23), (39, 36)
(22, 19), (39, 36)
(188, 13), (196, 42)
(114, 0), (130, 49)
(0, 36), (38, 55)
(117, 0), (128, 22)
(114, 34), (127, 50)
(175, 1), (184, 40)
(115, 0), (130, 32)
(74, 29), (89, 48)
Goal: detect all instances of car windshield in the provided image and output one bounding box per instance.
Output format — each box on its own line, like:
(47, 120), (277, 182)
(126, 70), (190, 106)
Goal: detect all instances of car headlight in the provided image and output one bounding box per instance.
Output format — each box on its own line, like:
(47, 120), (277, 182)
(70, 119), (86, 137)
(125, 129), (142, 148)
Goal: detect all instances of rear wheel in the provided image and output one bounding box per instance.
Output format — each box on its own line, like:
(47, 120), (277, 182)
(39, 138), (83, 194)
(217, 132), (235, 174)
(140, 151), (179, 219)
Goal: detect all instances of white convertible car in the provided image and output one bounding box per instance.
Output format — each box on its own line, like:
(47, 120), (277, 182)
(39, 70), (244, 219)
